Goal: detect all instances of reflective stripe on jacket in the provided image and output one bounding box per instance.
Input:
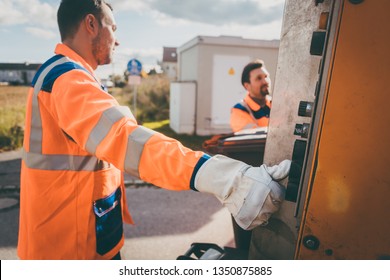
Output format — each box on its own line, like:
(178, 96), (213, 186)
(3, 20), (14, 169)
(18, 44), (209, 259)
(230, 93), (272, 132)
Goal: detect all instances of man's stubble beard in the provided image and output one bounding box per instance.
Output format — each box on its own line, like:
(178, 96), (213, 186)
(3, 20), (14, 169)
(92, 31), (112, 66)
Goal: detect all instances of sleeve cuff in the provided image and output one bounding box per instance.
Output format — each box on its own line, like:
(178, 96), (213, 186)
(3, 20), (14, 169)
(189, 154), (211, 191)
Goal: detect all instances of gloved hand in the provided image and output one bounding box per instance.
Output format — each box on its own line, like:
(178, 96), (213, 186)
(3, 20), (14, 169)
(194, 155), (291, 230)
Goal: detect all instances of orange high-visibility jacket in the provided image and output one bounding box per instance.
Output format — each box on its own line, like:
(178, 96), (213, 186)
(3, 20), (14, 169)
(19, 44), (209, 260)
(230, 93), (272, 132)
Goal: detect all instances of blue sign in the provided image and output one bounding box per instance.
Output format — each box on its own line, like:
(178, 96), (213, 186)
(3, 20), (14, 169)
(127, 59), (142, 76)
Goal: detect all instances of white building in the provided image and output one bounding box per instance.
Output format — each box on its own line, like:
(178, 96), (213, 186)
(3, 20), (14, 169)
(170, 35), (279, 136)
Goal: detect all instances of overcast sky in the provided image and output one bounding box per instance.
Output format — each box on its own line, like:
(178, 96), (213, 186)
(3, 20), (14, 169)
(0, 0), (286, 79)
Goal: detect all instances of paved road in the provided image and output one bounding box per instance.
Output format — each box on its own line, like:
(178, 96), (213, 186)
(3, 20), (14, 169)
(0, 150), (235, 260)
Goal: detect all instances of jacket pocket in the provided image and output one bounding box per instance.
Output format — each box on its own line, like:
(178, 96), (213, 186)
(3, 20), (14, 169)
(93, 187), (123, 255)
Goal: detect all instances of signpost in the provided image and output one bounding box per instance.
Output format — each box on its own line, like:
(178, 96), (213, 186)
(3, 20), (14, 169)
(127, 58), (142, 76)
(127, 59), (142, 117)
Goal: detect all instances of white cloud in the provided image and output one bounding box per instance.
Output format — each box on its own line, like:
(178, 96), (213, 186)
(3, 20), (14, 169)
(26, 27), (57, 39)
(0, 0), (57, 27)
(216, 20), (284, 41)
(111, 0), (285, 27)
(149, 10), (192, 27)
(98, 0), (286, 79)
(257, 0), (286, 8)
(0, 0), (26, 25)
(27, 0), (57, 27)
(110, 0), (149, 12)
(116, 47), (162, 59)
(0, 0), (285, 77)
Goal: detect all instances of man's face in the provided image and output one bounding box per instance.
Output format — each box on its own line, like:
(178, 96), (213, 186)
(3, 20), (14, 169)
(245, 67), (271, 100)
(92, 4), (119, 66)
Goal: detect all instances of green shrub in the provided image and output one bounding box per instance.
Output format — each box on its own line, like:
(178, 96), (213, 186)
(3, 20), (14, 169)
(123, 74), (170, 123)
(0, 86), (28, 151)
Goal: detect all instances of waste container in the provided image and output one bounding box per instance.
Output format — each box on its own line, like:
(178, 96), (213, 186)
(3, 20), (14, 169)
(202, 128), (267, 257)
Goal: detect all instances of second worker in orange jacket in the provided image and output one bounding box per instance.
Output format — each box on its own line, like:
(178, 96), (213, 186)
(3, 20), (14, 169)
(230, 59), (273, 132)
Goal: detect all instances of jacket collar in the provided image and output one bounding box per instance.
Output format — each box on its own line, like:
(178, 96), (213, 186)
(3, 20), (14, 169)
(54, 43), (96, 77)
(244, 93), (271, 111)
(244, 93), (260, 111)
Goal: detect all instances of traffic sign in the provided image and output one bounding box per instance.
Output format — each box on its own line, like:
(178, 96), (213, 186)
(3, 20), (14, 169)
(127, 59), (142, 76)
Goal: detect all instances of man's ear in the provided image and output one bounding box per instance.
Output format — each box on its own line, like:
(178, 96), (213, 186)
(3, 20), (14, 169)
(84, 14), (99, 36)
(243, 82), (251, 91)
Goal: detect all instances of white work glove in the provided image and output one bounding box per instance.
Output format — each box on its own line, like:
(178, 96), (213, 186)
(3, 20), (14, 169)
(195, 155), (291, 230)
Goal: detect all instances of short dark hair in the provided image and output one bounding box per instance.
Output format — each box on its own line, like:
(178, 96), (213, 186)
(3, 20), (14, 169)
(57, 0), (112, 41)
(241, 59), (265, 86)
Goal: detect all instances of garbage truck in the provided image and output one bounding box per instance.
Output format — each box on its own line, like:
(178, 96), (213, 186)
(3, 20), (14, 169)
(179, 0), (390, 260)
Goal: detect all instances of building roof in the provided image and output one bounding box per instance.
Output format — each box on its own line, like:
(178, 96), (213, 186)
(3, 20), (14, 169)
(162, 47), (177, 63)
(0, 62), (41, 71)
(178, 35), (280, 53)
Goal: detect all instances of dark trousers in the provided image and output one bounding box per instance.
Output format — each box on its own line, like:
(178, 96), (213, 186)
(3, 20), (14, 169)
(111, 252), (121, 260)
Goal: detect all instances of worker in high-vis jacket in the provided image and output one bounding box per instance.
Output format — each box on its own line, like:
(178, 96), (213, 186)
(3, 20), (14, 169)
(18, 0), (291, 260)
(230, 59), (272, 132)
